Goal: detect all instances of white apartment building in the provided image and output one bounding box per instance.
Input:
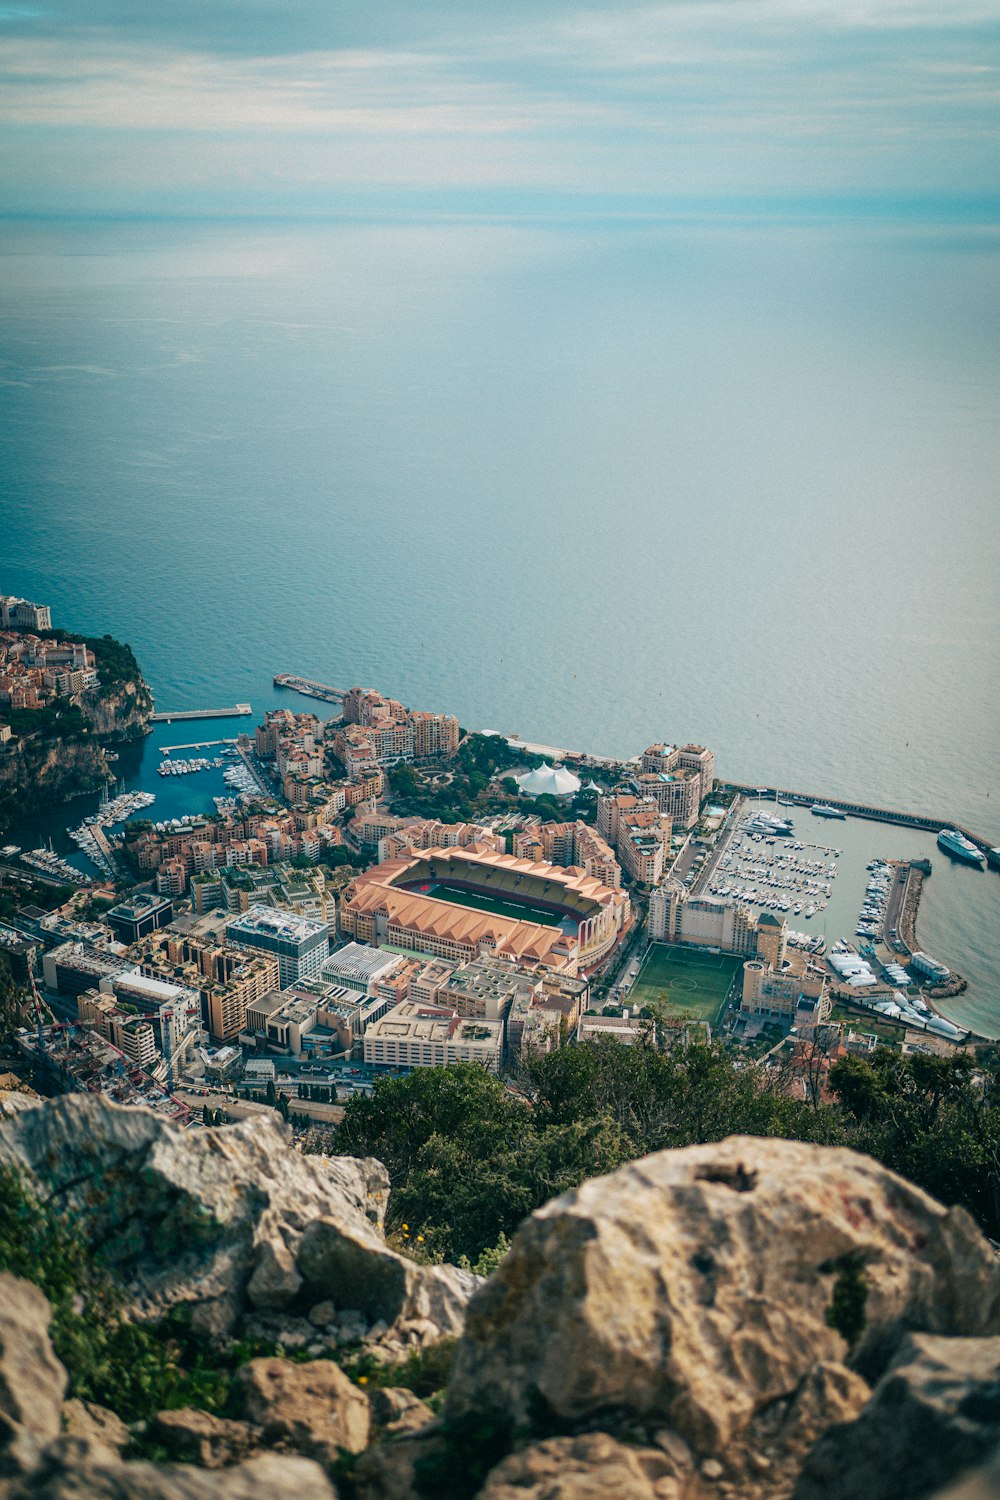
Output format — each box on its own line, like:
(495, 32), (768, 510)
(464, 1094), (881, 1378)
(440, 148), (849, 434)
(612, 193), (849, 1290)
(363, 1002), (502, 1072)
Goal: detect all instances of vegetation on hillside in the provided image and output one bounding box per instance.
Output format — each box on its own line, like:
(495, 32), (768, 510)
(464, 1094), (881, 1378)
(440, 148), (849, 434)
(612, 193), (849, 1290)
(338, 1039), (1000, 1262)
(0, 953), (28, 1044)
(385, 732), (599, 827)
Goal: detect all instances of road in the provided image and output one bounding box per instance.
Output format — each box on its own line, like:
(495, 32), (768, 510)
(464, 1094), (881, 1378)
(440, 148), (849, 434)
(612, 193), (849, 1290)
(881, 862), (910, 949)
(690, 797), (745, 896)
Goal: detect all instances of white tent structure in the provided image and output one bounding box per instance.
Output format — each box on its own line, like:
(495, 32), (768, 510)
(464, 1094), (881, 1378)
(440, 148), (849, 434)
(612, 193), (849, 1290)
(516, 762), (582, 798)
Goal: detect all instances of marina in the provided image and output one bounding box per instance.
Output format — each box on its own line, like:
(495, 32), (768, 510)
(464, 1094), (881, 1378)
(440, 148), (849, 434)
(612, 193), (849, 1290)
(20, 845), (88, 884)
(67, 787), (157, 876)
(158, 756), (225, 776)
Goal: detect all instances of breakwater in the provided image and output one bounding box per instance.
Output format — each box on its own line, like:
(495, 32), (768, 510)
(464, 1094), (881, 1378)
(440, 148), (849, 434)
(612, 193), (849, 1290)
(273, 674), (347, 704)
(725, 784), (996, 859)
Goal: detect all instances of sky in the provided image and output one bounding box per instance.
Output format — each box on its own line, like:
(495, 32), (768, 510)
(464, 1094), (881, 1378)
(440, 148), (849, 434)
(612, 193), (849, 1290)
(0, 0), (997, 220)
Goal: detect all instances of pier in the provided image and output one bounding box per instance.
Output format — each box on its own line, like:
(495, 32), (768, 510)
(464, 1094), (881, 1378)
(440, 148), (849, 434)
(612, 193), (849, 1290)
(273, 674), (348, 704)
(149, 704), (252, 724)
(160, 738), (237, 753)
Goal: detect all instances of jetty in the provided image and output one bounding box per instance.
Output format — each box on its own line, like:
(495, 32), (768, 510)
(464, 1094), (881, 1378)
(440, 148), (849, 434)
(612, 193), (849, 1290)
(160, 738), (237, 753)
(273, 674), (347, 704)
(149, 704), (252, 724)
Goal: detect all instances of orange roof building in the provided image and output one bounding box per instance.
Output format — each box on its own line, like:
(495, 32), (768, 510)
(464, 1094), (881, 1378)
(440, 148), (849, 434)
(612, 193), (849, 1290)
(339, 845), (630, 974)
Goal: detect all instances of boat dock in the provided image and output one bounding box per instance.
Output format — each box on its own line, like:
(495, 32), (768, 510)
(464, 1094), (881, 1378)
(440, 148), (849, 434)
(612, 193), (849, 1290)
(273, 674), (348, 704)
(149, 704), (252, 723)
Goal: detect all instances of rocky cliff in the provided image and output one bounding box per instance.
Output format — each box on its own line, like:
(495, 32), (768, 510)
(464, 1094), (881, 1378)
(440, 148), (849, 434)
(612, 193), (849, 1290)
(1, 1097), (999, 1500)
(0, 735), (112, 835)
(0, 630), (152, 833)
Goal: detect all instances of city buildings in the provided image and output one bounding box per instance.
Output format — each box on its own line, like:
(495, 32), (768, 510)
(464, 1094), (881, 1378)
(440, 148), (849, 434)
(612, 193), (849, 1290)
(334, 686), (459, 777)
(0, 595), (52, 632)
(511, 820), (621, 889)
(241, 980), (357, 1057)
(0, 623), (98, 710)
(596, 794), (673, 886)
(363, 1002), (503, 1072)
(105, 893), (174, 945)
(225, 906), (331, 987)
(739, 957), (830, 1022)
(648, 882), (759, 954)
(321, 942), (408, 996)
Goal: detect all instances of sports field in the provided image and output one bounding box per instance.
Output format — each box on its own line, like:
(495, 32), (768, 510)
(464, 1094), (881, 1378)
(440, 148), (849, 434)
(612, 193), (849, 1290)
(405, 881), (573, 931)
(628, 944), (742, 1024)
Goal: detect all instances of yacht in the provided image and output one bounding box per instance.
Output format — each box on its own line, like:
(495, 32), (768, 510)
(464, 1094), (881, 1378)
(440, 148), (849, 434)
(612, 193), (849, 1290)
(810, 804), (846, 819)
(936, 829), (985, 868)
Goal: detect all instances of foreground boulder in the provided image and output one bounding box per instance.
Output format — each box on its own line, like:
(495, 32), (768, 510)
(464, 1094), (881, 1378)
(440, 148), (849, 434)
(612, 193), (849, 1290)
(478, 1432), (695, 1500)
(796, 1333), (1000, 1500)
(0, 1096), (475, 1339)
(447, 1137), (1000, 1471)
(1, 1440), (337, 1499)
(0, 1274), (67, 1446)
(237, 1356), (370, 1464)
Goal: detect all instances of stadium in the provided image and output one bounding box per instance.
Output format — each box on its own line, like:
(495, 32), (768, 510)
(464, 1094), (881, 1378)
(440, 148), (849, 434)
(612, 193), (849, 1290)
(339, 846), (631, 973)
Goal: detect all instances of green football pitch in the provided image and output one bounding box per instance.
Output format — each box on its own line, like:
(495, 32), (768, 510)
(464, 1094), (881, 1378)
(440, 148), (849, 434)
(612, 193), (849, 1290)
(628, 944), (742, 1024)
(408, 881), (570, 930)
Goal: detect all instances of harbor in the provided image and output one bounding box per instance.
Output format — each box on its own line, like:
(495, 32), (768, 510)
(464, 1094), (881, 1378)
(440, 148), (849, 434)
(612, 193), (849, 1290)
(697, 795), (996, 1035)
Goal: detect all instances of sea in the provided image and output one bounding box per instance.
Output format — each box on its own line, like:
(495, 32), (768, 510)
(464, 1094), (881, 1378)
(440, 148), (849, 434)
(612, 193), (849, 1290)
(1, 215), (998, 1033)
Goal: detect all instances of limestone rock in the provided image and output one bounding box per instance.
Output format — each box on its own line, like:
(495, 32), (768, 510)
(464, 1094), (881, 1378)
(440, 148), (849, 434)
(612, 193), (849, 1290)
(931, 1447), (1000, 1500)
(367, 1387), (435, 1436)
(0, 1274), (67, 1444)
(308, 1302), (337, 1329)
(796, 1333), (1000, 1500)
(237, 1356), (370, 1464)
(448, 1138), (1000, 1461)
(478, 1432), (697, 1500)
(351, 1426), (443, 1500)
(297, 1217), (477, 1337)
(62, 1400), (131, 1454)
(151, 1410), (261, 1469)
(0, 1095), (476, 1341)
(1, 1438), (338, 1498)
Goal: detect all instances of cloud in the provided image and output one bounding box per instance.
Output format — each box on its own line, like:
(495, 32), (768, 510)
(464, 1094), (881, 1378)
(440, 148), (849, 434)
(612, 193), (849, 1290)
(0, 0), (996, 214)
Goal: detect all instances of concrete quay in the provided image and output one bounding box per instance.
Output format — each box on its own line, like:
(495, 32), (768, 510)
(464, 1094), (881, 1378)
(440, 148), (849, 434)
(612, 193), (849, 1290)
(150, 704), (251, 723)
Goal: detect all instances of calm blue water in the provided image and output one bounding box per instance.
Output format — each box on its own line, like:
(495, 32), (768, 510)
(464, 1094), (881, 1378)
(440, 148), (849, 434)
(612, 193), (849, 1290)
(2, 217), (998, 1030)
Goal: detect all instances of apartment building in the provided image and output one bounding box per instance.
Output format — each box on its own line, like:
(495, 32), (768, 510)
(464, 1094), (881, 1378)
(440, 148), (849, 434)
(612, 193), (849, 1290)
(740, 958), (830, 1021)
(226, 906), (331, 987)
(105, 893), (173, 945)
(631, 770), (701, 831)
(440, 956), (539, 1022)
(363, 1002), (503, 1072)
(648, 883), (758, 955)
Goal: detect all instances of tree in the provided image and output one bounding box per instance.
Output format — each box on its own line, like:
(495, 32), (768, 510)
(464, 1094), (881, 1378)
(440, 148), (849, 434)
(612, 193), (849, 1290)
(277, 1093), (290, 1122)
(265, 1078), (277, 1108)
(0, 957), (28, 1045)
